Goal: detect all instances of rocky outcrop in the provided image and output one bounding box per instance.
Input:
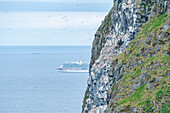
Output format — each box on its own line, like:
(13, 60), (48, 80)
(105, 16), (170, 112)
(82, 0), (169, 113)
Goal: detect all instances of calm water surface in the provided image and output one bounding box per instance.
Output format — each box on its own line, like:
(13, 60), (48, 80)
(0, 46), (90, 113)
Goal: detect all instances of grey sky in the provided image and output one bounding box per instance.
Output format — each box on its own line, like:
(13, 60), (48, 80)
(0, 0), (112, 3)
(0, 0), (112, 46)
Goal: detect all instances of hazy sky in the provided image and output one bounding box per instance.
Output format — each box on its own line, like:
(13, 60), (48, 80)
(0, 0), (112, 46)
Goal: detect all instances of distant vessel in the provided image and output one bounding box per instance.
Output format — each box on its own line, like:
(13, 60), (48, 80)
(32, 53), (41, 55)
(56, 61), (89, 73)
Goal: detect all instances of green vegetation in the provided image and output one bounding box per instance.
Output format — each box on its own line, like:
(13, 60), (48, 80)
(159, 101), (170, 113)
(144, 0), (154, 9)
(134, 69), (141, 77)
(156, 86), (170, 113)
(143, 100), (154, 112)
(82, 89), (89, 112)
(119, 84), (146, 104)
(161, 55), (170, 64)
(156, 86), (169, 100)
(112, 87), (115, 91)
(114, 14), (169, 67)
(82, 0), (170, 111)
(98, 7), (113, 36)
(138, 13), (168, 38)
(110, 13), (170, 112)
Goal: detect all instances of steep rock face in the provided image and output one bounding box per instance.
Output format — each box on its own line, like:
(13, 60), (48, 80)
(105, 14), (170, 112)
(82, 0), (169, 113)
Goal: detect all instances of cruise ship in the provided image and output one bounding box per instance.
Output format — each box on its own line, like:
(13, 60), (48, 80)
(56, 61), (89, 73)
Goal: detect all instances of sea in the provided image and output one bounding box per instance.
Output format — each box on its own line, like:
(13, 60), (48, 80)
(0, 46), (91, 113)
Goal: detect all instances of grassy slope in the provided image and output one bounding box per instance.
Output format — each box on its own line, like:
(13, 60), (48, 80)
(109, 13), (170, 112)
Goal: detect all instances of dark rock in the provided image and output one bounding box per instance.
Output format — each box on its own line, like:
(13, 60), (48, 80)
(156, 76), (162, 82)
(155, 62), (161, 66)
(167, 70), (170, 76)
(153, 109), (158, 112)
(162, 23), (169, 31)
(83, 0), (169, 112)
(130, 107), (137, 112)
(139, 73), (147, 84)
(165, 62), (168, 66)
(133, 80), (141, 89)
(138, 60), (142, 65)
(147, 83), (155, 89)
(151, 68), (156, 71)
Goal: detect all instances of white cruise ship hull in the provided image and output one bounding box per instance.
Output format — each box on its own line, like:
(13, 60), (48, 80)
(56, 61), (89, 73)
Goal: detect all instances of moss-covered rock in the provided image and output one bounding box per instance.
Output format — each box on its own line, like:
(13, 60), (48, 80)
(106, 14), (170, 112)
(82, 0), (169, 112)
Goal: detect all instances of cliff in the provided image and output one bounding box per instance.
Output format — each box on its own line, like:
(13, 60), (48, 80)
(82, 0), (169, 113)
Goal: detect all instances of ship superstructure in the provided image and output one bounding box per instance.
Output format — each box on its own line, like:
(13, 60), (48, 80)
(56, 61), (89, 73)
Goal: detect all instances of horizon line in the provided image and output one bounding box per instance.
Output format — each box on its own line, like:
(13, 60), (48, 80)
(0, 45), (92, 46)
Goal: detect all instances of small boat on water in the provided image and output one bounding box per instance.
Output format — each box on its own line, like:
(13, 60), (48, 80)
(56, 61), (89, 73)
(32, 53), (41, 55)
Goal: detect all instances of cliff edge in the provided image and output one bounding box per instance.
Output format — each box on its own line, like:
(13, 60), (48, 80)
(82, 0), (169, 113)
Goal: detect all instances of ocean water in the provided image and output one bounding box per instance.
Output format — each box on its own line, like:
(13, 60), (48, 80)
(0, 46), (91, 113)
